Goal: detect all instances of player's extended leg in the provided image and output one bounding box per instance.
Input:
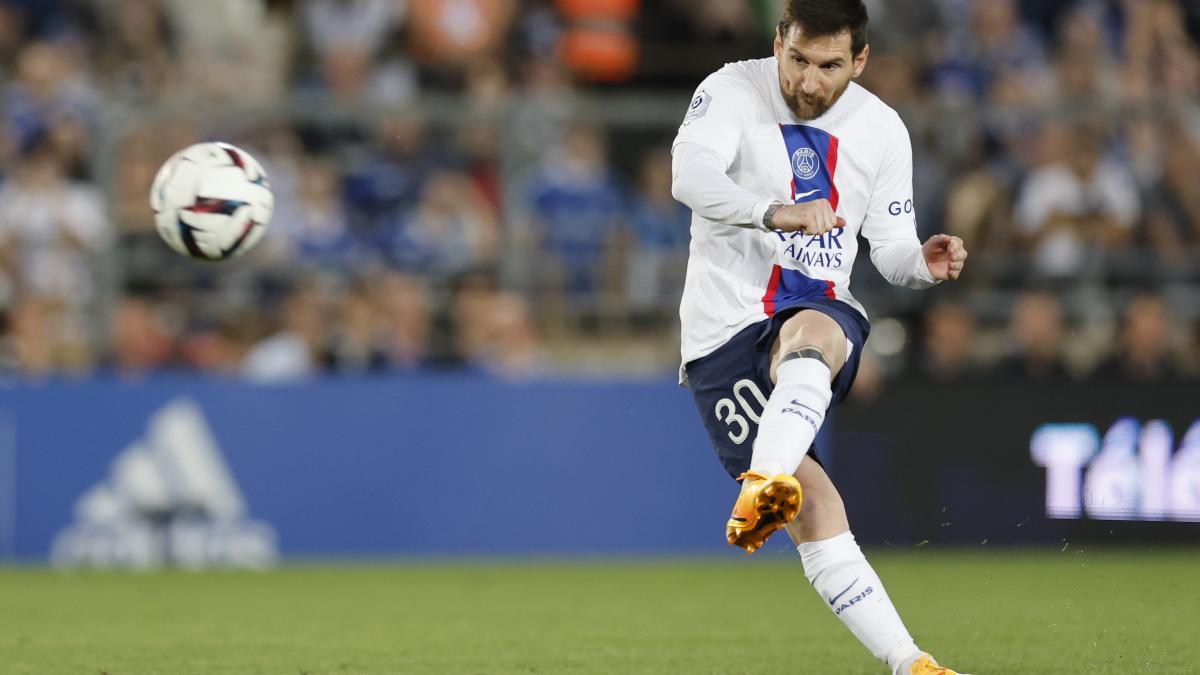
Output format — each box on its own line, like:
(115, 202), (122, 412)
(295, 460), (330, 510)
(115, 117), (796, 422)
(786, 461), (969, 675)
(726, 310), (846, 553)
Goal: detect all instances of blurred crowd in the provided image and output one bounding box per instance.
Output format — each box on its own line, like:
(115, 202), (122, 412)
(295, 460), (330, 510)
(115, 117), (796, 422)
(0, 0), (1198, 386)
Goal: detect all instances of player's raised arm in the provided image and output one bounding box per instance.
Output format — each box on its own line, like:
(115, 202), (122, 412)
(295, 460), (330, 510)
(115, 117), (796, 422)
(670, 77), (780, 230)
(860, 115), (966, 287)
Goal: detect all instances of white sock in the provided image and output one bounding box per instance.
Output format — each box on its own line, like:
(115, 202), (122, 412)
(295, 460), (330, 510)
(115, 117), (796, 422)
(797, 531), (922, 674)
(748, 354), (831, 477)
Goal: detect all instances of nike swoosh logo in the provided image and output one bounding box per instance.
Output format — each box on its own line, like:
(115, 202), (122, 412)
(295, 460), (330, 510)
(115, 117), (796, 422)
(788, 401), (823, 417)
(796, 189), (821, 199)
(828, 577), (860, 605)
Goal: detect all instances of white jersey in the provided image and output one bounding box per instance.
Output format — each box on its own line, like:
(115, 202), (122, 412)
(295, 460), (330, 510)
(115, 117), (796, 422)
(672, 57), (937, 379)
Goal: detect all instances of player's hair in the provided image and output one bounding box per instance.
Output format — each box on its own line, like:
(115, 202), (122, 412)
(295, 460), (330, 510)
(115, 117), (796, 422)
(778, 0), (869, 56)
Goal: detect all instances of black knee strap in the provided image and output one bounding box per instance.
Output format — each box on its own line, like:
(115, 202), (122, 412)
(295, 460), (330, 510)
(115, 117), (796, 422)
(780, 347), (829, 368)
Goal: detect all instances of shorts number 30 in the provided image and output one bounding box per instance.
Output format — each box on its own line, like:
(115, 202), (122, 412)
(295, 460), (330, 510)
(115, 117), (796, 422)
(714, 379), (769, 445)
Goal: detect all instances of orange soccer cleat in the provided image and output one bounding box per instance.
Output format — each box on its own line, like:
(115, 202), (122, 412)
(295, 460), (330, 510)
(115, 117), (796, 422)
(908, 654), (971, 675)
(725, 471), (802, 553)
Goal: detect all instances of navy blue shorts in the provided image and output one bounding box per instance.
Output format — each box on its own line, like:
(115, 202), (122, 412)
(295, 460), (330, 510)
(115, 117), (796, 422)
(684, 299), (871, 481)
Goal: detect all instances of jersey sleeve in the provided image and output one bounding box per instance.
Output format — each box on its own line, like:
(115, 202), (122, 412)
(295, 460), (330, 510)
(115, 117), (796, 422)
(860, 114), (938, 289)
(671, 74), (778, 229)
(672, 74), (750, 169)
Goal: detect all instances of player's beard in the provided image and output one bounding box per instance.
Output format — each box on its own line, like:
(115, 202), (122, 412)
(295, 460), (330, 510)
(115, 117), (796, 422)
(780, 73), (851, 120)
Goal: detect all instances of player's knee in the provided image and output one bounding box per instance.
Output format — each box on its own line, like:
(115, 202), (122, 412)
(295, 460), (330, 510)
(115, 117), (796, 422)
(779, 327), (842, 366)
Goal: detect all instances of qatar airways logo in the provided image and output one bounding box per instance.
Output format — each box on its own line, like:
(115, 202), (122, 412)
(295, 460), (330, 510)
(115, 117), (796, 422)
(774, 228), (845, 267)
(1031, 418), (1200, 522)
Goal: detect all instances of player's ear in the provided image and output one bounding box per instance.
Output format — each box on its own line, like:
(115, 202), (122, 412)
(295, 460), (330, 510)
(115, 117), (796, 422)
(773, 28), (783, 58)
(852, 43), (869, 78)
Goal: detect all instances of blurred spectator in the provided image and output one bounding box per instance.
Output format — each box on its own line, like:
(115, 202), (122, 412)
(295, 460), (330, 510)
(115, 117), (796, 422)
(112, 127), (164, 237)
(857, 49), (924, 109)
(526, 124), (625, 318)
(391, 170), (499, 281)
(3, 41), (97, 158)
(105, 295), (175, 376)
(252, 126), (303, 259)
(374, 270), (433, 370)
(930, 0), (1052, 103)
(241, 283), (325, 382)
(265, 154), (357, 267)
(0, 300), (54, 378)
(1152, 0), (1200, 98)
(444, 270), (500, 368)
(0, 141), (108, 307)
(439, 271), (549, 378)
(98, 0), (177, 102)
(912, 299), (981, 382)
(1051, 2), (1121, 102)
(1013, 123), (1140, 279)
(998, 289), (1070, 381)
(166, 0), (294, 104)
(325, 280), (388, 373)
(0, 297), (93, 377)
(941, 137), (1014, 273)
(476, 290), (550, 380)
(456, 116), (505, 212)
(453, 61), (511, 210)
(41, 103), (91, 180)
(301, 0), (412, 102)
(343, 111), (440, 258)
(1091, 292), (1181, 382)
(507, 58), (576, 179)
(625, 147), (689, 321)
(1142, 125), (1200, 263)
(178, 308), (263, 376)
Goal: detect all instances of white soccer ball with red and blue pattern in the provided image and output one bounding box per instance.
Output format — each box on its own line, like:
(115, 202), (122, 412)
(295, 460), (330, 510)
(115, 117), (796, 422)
(150, 142), (273, 261)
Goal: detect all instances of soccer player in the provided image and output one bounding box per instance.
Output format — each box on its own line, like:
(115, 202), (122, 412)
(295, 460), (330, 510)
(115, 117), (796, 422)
(671, 2), (970, 674)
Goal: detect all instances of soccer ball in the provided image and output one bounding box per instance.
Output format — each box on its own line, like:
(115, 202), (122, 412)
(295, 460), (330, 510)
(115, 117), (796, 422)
(149, 142), (273, 261)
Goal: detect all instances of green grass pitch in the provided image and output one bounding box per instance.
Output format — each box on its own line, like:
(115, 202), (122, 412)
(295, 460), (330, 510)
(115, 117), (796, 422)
(1, 548), (1196, 674)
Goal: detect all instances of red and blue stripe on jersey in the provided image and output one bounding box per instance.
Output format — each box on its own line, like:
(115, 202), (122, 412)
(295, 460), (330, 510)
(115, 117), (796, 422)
(762, 124), (841, 317)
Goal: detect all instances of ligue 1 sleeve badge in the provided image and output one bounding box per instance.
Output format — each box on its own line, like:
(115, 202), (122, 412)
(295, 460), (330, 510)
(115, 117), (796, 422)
(683, 90), (712, 125)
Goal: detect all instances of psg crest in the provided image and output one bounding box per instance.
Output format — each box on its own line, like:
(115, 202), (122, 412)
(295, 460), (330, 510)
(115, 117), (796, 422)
(791, 147), (820, 180)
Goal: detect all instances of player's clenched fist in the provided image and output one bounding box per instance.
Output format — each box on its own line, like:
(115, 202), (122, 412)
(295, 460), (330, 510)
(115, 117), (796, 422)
(764, 199), (846, 235)
(921, 234), (968, 281)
